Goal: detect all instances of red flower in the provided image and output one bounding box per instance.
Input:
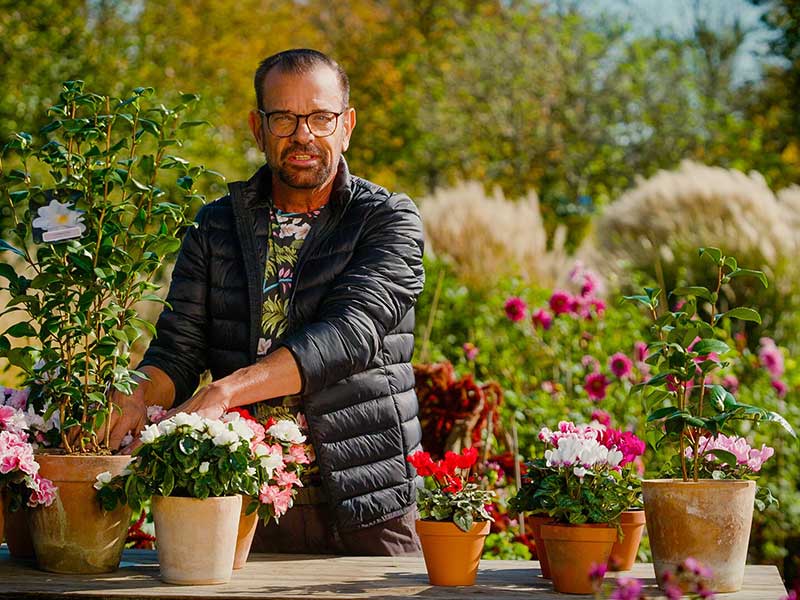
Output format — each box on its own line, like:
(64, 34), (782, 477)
(227, 407), (257, 422)
(407, 451), (435, 476)
(584, 372), (609, 402)
(504, 297), (527, 322)
(457, 446), (479, 469)
(442, 474), (463, 493)
(549, 290), (573, 315)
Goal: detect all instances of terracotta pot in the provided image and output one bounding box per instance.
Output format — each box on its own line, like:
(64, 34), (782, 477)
(416, 519), (490, 586)
(541, 523), (617, 594)
(233, 495), (258, 569)
(152, 495), (241, 585)
(526, 515), (553, 578)
(28, 453), (132, 573)
(643, 479), (756, 593)
(3, 501), (35, 559)
(608, 510), (646, 571)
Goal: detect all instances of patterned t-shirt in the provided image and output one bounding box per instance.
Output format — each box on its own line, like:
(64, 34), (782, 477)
(254, 205), (325, 496)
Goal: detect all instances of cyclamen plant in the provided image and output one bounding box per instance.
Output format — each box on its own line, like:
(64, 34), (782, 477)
(0, 80), (221, 453)
(512, 422), (645, 526)
(624, 248), (795, 483)
(407, 447), (495, 532)
(96, 410), (307, 523)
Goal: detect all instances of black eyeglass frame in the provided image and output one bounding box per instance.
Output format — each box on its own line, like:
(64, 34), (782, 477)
(257, 109), (345, 138)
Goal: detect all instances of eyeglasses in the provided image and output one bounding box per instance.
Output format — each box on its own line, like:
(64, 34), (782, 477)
(257, 109), (344, 138)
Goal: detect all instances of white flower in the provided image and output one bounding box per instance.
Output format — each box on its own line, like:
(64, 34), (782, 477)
(573, 466), (587, 479)
(172, 412), (205, 431)
(32, 199), (86, 236)
(198, 461), (210, 474)
(140, 424), (160, 444)
(259, 451), (284, 476)
(93, 471), (113, 490)
(246, 466), (256, 477)
(212, 428), (240, 449)
(267, 420), (306, 444)
(607, 449), (624, 468)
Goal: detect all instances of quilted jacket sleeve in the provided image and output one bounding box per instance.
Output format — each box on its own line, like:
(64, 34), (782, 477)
(280, 192), (425, 395)
(139, 208), (210, 404)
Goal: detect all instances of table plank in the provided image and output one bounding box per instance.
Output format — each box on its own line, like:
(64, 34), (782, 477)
(0, 548), (787, 599)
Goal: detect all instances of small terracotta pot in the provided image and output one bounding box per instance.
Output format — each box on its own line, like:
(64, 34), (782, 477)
(233, 495), (259, 569)
(608, 510), (645, 571)
(416, 519), (490, 586)
(29, 453), (132, 573)
(541, 523), (616, 595)
(3, 502), (35, 559)
(526, 515), (553, 578)
(152, 495), (241, 585)
(643, 479), (756, 593)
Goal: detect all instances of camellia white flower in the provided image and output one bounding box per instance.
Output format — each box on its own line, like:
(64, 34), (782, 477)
(140, 423), (160, 444)
(198, 461), (210, 474)
(32, 199), (86, 236)
(93, 470), (113, 490)
(267, 420), (305, 445)
(212, 428), (241, 450)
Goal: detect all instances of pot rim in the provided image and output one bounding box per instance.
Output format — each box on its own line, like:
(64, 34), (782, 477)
(415, 519), (491, 536)
(642, 478), (756, 488)
(540, 522), (617, 542)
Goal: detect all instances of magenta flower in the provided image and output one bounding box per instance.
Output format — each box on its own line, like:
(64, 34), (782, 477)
(588, 562), (608, 582)
(633, 341), (648, 363)
(772, 379), (788, 398)
(462, 342), (479, 361)
(548, 290), (573, 315)
(611, 577), (645, 600)
(585, 372), (609, 402)
(722, 374), (739, 394)
(609, 352), (633, 379)
(582, 355), (601, 372)
(504, 297), (527, 322)
(590, 409), (611, 427)
(531, 308), (553, 330)
(759, 337), (785, 378)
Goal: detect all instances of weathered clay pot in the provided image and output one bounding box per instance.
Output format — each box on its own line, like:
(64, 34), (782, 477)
(233, 495), (259, 569)
(3, 501), (35, 559)
(416, 520), (490, 586)
(28, 454), (132, 573)
(643, 479), (756, 593)
(526, 515), (553, 578)
(541, 523), (616, 594)
(608, 509), (646, 571)
(152, 495), (241, 585)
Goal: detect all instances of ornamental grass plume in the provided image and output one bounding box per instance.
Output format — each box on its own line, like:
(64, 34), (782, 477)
(418, 182), (568, 289)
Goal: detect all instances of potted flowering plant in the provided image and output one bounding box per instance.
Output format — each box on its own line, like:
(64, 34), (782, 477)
(96, 411), (305, 584)
(624, 247), (796, 592)
(511, 422), (644, 594)
(0, 80), (220, 572)
(407, 447), (495, 586)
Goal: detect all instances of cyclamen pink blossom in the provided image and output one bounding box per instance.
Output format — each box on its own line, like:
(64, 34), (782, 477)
(531, 308), (553, 330)
(504, 297), (527, 322)
(686, 434), (774, 473)
(758, 337), (785, 378)
(609, 352), (633, 379)
(548, 291), (573, 316)
(610, 577), (645, 600)
(584, 372), (609, 402)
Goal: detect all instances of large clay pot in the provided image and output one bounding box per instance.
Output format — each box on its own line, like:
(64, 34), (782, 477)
(643, 479), (755, 593)
(541, 523), (617, 594)
(152, 495), (241, 585)
(28, 454), (132, 573)
(526, 515), (553, 578)
(416, 519), (490, 586)
(3, 502), (35, 559)
(608, 510), (646, 571)
(233, 495), (258, 570)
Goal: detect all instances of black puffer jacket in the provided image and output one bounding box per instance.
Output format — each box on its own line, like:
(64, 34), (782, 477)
(140, 159), (425, 531)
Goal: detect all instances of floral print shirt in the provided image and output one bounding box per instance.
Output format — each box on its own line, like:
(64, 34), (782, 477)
(254, 206), (325, 494)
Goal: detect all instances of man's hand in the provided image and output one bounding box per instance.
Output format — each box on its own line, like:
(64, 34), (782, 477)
(108, 387), (149, 452)
(161, 380), (232, 422)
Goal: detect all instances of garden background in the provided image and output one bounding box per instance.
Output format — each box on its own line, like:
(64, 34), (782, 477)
(2, 0), (800, 584)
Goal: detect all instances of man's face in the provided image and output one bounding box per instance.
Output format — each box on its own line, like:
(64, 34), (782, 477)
(249, 65), (355, 190)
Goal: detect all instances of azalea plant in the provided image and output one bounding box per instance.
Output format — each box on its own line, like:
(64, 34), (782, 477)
(0, 80), (221, 453)
(0, 388), (57, 510)
(96, 410), (307, 523)
(511, 422), (645, 527)
(624, 247), (795, 483)
(407, 447), (495, 532)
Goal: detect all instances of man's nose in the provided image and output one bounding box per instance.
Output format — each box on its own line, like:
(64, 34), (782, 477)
(292, 117), (315, 143)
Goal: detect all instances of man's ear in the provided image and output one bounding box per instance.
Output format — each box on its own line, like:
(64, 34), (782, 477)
(248, 110), (265, 152)
(341, 107), (356, 153)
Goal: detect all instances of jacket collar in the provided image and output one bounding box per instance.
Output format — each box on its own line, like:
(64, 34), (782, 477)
(234, 156), (353, 212)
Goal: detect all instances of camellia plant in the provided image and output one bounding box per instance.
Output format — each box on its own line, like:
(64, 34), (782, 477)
(407, 447), (495, 532)
(96, 411), (307, 523)
(624, 247), (795, 483)
(0, 80), (221, 453)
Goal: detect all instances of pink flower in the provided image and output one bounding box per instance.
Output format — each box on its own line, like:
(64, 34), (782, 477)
(259, 483), (294, 517)
(462, 342), (479, 361)
(541, 380), (556, 394)
(722, 374), (739, 394)
(584, 373), (609, 402)
(609, 353), (633, 379)
(27, 474), (57, 507)
(633, 342), (648, 363)
(581, 355), (601, 372)
(590, 409), (611, 427)
(288, 444), (311, 465)
(275, 468), (303, 489)
(5, 388), (29, 410)
(531, 308), (553, 330)
(687, 434), (774, 473)
(588, 562), (607, 581)
(611, 577), (645, 600)
(600, 428), (646, 466)
(548, 291), (573, 316)
(772, 379), (788, 398)
(759, 337), (785, 378)
(146, 405), (168, 424)
(504, 297), (527, 322)
(246, 420), (266, 448)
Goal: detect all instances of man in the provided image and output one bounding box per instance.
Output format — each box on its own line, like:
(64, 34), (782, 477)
(108, 49), (425, 555)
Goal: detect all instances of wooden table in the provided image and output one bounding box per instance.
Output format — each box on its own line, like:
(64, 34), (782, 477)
(0, 547), (788, 598)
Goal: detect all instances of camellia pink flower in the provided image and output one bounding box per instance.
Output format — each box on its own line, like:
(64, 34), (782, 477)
(609, 353), (634, 379)
(772, 379), (788, 398)
(549, 291), (573, 315)
(531, 308), (553, 330)
(462, 342), (479, 361)
(759, 337), (785, 378)
(584, 373), (609, 402)
(504, 297), (527, 322)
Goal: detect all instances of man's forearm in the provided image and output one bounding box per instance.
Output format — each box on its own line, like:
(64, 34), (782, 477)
(213, 347), (303, 409)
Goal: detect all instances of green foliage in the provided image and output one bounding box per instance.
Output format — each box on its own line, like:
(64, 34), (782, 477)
(0, 80), (220, 453)
(482, 531), (532, 561)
